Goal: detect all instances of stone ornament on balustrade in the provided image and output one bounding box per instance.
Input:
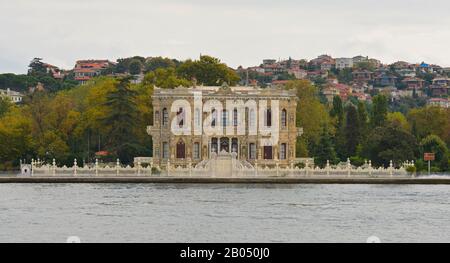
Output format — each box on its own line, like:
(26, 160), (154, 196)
(27, 156), (413, 178)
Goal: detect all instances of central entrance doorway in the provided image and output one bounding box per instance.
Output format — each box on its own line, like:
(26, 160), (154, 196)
(220, 137), (229, 152)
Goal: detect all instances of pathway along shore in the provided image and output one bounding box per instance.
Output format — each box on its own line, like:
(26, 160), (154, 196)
(1, 176), (450, 184)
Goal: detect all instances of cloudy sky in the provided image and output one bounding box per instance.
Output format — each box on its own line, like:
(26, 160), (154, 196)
(1, 0), (450, 73)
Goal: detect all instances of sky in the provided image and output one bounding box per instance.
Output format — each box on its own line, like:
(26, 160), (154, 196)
(1, 0), (450, 73)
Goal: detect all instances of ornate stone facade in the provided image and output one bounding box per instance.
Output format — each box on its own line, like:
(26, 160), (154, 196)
(147, 84), (300, 168)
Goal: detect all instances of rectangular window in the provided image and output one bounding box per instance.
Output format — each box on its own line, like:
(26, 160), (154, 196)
(249, 143), (256, 160)
(162, 142), (169, 159)
(193, 143), (200, 159)
(280, 143), (287, 160)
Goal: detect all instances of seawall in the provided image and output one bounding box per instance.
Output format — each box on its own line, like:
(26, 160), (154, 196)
(1, 176), (450, 184)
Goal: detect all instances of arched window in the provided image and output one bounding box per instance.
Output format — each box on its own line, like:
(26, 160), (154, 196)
(176, 140), (186, 159)
(162, 108), (169, 126)
(281, 109), (287, 127)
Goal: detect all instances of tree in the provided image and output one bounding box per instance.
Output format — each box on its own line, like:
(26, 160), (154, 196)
(387, 112), (409, 131)
(314, 126), (338, 167)
(177, 55), (240, 86)
(28, 58), (47, 76)
(370, 94), (388, 128)
(420, 135), (449, 171)
(357, 101), (368, 141)
(129, 59), (143, 75)
(144, 57), (178, 72)
(330, 96), (344, 126)
(143, 68), (191, 89)
(0, 97), (11, 117)
(285, 80), (332, 156)
(101, 77), (144, 164)
(344, 104), (360, 157)
(407, 106), (450, 145)
(363, 125), (418, 167)
(0, 107), (35, 170)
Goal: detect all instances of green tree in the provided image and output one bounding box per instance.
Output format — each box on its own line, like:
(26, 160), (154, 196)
(28, 58), (47, 76)
(177, 55), (240, 86)
(357, 101), (368, 141)
(330, 95), (344, 126)
(285, 80), (332, 156)
(143, 68), (191, 89)
(314, 126), (338, 167)
(370, 94), (388, 128)
(363, 125), (418, 167)
(0, 97), (11, 117)
(144, 57), (178, 72)
(407, 106), (450, 145)
(420, 135), (449, 171)
(101, 77), (143, 164)
(344, 104), (360, 157)
(129, 59), (143, 75)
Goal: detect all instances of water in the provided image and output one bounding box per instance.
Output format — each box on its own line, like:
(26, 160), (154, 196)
(1, 183), (450, 243)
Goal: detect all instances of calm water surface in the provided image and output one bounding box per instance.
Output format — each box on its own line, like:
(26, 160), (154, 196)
(1, 182), (450, 242)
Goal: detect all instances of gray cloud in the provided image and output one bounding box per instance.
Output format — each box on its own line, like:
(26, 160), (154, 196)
(1, 0), (449, 73)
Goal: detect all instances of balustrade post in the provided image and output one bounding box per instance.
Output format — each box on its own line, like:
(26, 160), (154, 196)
(347, 158), (351, 177)
(52, 159), (56, 176)
(189, 160), (192, 177)
(95, 159), (99, 176)
(150, 160), (154, 176)
(254, 160), (258, 177)
(116, 159), (120, 176)
(137, 161), (141, 176)
(389, 160), (393, 177)
(368, 160), (372, 177)
(276, 162), (279, 177)
(167, 159), (171, 177)
(305, 160), (309, 177)
(326, 160), (330, 176)
(31, 159), (34, 176)
(73, 159), (78, 176)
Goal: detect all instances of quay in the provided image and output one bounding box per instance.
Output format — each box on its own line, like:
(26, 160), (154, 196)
(1, 176), (450, 184)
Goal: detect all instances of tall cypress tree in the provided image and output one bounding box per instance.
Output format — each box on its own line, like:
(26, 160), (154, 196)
(102, 77), (143, 164)
(370, 95), (388, 128)
(344, 104), (360, 157)
(315, 126), (338, 168)
(357, 101), (368, 142)
(330, 95), (344, 126)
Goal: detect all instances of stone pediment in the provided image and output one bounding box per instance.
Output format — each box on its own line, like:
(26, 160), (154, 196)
(214, 82), (234, 95)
